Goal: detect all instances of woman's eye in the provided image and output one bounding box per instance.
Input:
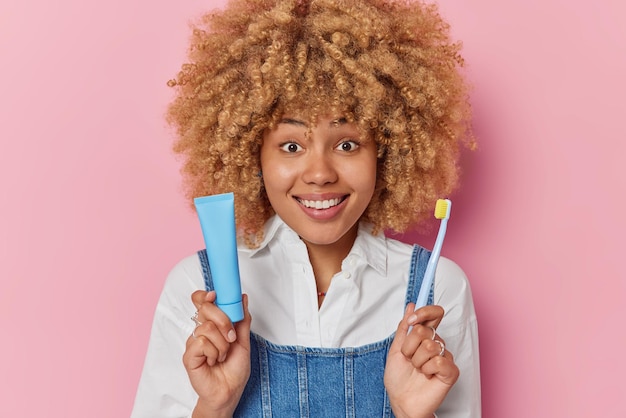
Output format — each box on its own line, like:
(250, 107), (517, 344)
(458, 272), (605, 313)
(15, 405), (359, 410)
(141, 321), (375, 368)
(337, 140), (359, 152)
(280, 142), (302, 153)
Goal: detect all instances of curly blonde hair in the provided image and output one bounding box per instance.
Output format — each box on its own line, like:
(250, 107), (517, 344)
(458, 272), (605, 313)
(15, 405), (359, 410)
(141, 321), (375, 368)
(167, 0), (474, 246)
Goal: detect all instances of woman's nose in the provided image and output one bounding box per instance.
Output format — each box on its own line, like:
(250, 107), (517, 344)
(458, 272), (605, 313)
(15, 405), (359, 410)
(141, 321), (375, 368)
(301, 152), (338, 185)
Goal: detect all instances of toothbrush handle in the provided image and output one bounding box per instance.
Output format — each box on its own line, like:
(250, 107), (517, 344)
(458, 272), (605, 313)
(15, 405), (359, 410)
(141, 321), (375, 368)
(415, 219), (448, 309)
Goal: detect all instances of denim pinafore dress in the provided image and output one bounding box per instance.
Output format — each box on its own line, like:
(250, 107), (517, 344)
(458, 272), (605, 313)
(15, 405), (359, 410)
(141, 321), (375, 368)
(197, 245), (432, 417)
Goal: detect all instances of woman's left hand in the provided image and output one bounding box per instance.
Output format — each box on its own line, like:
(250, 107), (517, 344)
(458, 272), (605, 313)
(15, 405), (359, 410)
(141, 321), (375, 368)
(384, 304), (459, 418)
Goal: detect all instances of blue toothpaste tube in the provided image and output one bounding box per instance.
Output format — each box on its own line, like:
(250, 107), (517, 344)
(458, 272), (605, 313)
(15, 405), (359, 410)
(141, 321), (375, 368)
(193, 192), (244, 323)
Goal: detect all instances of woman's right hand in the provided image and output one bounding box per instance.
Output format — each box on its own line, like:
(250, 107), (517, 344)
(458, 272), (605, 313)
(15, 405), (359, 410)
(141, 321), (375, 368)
(183, 290), (252, 418)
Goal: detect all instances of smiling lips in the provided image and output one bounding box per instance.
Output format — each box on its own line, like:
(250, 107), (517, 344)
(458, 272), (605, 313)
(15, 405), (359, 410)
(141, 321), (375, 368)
(297, 197), (344, 209)
(294, 195), (348, 219)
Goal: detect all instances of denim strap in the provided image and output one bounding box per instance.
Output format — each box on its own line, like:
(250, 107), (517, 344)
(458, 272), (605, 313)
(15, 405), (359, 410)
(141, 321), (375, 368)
(405, 245), (434, 307)
(296, 347), (309, 417)
(344, 347), (356, 418)
(197, 249), (213, 292)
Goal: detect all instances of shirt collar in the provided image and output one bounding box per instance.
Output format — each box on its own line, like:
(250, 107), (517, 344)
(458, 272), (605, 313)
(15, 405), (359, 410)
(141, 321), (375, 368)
(350, 222), (388, 276)
(242, 215), (388, 276)
(240, 215), (288, 257)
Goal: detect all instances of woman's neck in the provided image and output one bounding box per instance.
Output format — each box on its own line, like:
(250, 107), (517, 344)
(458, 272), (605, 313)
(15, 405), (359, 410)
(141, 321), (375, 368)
(303, 224), (358, 295)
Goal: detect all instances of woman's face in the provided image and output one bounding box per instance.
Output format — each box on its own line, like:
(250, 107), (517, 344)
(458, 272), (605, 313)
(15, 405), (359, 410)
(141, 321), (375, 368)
(260, 115), (377, 251)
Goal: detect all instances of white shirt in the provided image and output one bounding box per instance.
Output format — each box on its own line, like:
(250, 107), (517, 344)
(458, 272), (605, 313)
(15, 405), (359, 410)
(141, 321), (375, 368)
(132, 216), (481, 417)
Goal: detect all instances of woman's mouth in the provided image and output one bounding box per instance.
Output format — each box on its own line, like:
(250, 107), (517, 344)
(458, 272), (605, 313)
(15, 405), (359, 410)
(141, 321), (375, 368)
(294, 195), (349, 220)
(296, 197), (345, 210)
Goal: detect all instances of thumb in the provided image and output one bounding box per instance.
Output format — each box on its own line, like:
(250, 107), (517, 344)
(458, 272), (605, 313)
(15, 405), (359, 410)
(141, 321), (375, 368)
(234, 293), (252, 347)
(389, 303), (415, 353)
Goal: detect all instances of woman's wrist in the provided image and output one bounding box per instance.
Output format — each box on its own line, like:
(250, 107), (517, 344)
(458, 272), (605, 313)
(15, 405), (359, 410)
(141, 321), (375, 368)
(389, 401), (436, 418)
(191, 398), (235, 418)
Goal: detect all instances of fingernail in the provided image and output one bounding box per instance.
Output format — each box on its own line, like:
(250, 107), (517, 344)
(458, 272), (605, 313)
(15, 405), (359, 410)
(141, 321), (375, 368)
(227, 329), (237, 342)
(407, 314), (418, 325)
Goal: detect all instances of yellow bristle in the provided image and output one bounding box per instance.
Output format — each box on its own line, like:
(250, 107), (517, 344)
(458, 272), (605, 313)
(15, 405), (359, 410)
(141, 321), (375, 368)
(434, 199), (449, 219)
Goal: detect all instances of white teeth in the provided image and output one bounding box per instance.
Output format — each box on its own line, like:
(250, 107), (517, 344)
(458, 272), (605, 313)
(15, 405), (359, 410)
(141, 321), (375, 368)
(300, 198), (341, 209)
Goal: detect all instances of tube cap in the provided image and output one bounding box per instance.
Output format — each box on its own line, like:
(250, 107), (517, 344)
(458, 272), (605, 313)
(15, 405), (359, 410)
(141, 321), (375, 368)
(217, 301), (244, 323)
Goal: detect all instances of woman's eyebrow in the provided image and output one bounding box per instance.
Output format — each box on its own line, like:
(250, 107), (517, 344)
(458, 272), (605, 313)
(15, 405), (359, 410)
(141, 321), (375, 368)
(329, 117), (348, 127)
(278, 117), (349, 127)
(279, 118), (307, 127)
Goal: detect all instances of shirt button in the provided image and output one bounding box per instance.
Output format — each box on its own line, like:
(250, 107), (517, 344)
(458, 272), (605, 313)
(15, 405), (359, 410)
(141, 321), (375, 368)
(344, 272), (352, 279)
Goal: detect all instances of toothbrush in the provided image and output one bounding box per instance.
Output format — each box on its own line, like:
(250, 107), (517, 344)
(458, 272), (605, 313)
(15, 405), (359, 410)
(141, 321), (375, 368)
(408, 199), (451, 333)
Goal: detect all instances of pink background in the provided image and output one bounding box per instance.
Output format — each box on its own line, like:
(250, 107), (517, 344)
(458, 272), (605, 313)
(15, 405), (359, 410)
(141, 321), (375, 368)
(1, 0), (625, 416)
